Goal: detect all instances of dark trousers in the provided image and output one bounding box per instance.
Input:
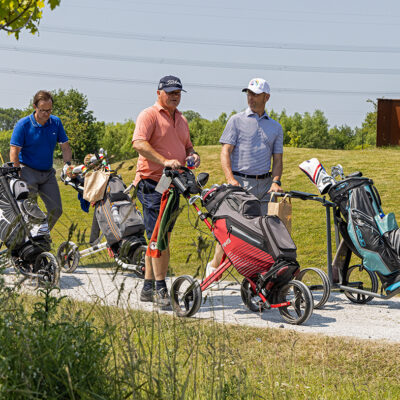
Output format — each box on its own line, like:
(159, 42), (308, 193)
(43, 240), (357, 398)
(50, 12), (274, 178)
(20, 165), (63, 230)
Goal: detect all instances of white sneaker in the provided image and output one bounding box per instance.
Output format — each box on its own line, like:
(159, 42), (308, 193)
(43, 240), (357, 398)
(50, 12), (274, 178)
(205, 262), (222, 291)
(206, 262), (216, 277)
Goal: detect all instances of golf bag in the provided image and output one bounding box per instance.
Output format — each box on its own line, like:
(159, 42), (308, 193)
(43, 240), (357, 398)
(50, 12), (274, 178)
(328, 175), (400, 288)
(93, 174), (146, 256)
(299, 158), (400, 291)
(202, 185), (298, 278)
(0, 165), (58, 283)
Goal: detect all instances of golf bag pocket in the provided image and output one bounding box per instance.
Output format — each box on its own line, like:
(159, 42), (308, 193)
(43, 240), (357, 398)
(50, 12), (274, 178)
(95, 199), (144, 245)
(19, 198), (49, 237)
(347, 199), (399, 276)
(9, 178), (29, 200)
(259, 216), (297, 261)
(374, 212), (398, 235)
(213, 217), (275, 278)
(204, 185), (261, 218)
(114, 200), (145, 237)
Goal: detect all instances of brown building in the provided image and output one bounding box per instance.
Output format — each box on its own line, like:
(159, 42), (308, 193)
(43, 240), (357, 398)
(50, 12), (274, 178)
(377, 98), (400, 147)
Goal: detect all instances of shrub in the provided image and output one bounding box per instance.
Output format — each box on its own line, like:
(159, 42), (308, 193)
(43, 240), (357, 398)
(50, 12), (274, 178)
(0, 286), (116, 399)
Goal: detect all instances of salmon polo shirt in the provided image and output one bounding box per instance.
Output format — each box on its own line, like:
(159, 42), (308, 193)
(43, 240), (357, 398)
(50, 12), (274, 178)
(132, 102), (193, 186)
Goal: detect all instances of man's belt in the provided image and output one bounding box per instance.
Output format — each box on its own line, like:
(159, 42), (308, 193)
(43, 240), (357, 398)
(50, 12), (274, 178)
(233, 171), (271, 180)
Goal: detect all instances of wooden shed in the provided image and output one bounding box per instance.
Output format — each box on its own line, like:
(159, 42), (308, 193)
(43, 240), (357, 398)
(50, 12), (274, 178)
(377, 99), (400, 147)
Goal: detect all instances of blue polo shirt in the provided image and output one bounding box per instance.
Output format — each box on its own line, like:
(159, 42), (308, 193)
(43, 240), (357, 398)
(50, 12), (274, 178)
(10, 113), (69, 171)
(219, 107), (283, 175)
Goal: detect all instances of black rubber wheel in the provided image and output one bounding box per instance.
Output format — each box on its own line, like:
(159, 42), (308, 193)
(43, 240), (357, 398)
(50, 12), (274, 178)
(297, 267), (331, 309)
(128, 245), (146, 279)
(240, 278), (264, 312)
(35, 252), (60, 287)
(171, 275), (202, 317)
(274, 280), (314, 325)
(343, 264), (378, 304)
(57, 241), (80, 273)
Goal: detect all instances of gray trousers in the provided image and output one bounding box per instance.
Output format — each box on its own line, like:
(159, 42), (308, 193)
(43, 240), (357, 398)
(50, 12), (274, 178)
(234, 175), (272, 215)
(20, 165), (62, 230)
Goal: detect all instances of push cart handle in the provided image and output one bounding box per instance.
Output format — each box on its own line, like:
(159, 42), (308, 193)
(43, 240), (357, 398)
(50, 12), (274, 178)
(0, 166), (20, 176)
(271, 190), (335, 206)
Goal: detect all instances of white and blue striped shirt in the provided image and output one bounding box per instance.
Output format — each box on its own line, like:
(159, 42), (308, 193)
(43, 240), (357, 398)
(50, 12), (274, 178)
(219, 107), (283, 175)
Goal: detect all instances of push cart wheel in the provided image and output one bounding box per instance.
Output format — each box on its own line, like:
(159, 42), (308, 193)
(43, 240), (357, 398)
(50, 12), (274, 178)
(35, 252), (60, 286)
(240, 278), (264, 312)
(343, 264), (378, 304)
(128, 245), (146, 279)
(57, 241), (80, 273)
(275, 280), (314, 325)
(297, 267), (331, 309)
(171, 275), (202, 317)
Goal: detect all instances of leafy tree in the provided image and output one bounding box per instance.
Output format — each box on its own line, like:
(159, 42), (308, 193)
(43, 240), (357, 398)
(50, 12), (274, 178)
(328, 125), (355, 149)
(353, 102), (377, 149)
(0, 0), (61, 39)
(297, 110), (330, 149)
(188, 112), (228, 146)
(182, 110), (201, 123)
(0, 107), (23, 131)
(100, 120), (137, 162)
(49, 89), (103, 161)
(0, 130), (12, 162)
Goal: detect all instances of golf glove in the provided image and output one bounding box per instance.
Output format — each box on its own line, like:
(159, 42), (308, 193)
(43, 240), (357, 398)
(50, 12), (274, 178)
(61, 163), (72, 180)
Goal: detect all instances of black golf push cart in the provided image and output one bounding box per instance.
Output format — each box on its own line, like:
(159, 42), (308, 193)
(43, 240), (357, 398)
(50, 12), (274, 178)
(157, 167), (331, 325)
(0, 164), (59, 286)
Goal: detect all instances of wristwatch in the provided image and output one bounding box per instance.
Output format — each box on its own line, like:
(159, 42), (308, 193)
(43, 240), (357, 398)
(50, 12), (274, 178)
(272, 179), (281, 186)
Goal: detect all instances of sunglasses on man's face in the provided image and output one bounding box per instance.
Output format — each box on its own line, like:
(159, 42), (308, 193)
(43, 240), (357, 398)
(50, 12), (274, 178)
(37, 108), (52, 114)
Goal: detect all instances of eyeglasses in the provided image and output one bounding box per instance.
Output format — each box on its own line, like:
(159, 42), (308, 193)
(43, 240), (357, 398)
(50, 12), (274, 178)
(37, 108), (52, 114)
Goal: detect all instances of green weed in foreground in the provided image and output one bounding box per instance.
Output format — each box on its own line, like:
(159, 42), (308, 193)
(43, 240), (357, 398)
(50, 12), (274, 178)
(1, 277), (400, 399)
(0, 284), (115, 399)
(18, 291), (400, 400)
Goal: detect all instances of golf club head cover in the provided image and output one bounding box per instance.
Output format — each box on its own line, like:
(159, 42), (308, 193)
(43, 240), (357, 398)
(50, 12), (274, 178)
(299, 158), (335, 194)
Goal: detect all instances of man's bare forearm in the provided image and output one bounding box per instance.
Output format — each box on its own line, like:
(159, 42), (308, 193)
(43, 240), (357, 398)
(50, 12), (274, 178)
(133, 140), (167, 165)
(9, 145), (21, 167)
(271, 154), (283, 181)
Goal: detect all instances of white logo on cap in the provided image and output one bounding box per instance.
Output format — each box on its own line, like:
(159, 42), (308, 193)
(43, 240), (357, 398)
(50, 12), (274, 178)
(167, 80), (180, 86)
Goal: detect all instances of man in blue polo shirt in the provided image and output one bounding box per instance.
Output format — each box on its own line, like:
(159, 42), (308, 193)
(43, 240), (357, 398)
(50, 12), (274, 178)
(10, 90), (72, 230)
(206, 77), (284, 282)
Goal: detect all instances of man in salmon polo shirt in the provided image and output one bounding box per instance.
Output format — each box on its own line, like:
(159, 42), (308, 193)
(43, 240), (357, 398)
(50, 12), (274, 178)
(132, 75), (200, 308)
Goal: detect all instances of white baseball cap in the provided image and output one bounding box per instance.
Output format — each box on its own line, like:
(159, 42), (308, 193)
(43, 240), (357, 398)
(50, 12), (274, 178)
(242, 78), (270, 95)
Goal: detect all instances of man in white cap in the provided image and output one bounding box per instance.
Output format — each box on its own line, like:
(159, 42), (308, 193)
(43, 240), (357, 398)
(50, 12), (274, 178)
(206, 77), (284, 281)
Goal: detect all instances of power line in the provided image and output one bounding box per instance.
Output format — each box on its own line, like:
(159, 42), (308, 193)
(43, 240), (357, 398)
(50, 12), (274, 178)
(67, 0), (400, 20)
(1, 66), (400, 97)
(63, 0), (400, 26)
(2, 44), (400, 75)
(40, 26), (400, 54)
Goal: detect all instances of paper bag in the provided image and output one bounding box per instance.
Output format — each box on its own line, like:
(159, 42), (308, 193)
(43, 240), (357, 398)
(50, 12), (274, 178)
(83, 169), (110, 203)
(268, 194), (292, 233)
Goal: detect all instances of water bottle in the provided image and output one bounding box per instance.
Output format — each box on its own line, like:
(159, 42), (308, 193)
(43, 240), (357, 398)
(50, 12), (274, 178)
(111, 205), (122, 225)
(186, 156), (195, 170)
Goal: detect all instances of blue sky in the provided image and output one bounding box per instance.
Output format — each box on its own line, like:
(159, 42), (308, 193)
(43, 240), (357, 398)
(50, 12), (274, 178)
(1, 0), (400, 129)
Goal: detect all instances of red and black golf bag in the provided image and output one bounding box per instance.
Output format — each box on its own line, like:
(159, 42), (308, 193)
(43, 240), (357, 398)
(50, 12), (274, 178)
(202, 185), (299, 279)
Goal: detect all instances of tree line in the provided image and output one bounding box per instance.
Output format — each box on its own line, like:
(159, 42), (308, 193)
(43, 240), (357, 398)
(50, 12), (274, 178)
(0, 88), (377, 164)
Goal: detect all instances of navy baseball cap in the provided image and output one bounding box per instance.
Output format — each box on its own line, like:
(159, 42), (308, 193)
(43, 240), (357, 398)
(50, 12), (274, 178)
(158, 75), (186, 93)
